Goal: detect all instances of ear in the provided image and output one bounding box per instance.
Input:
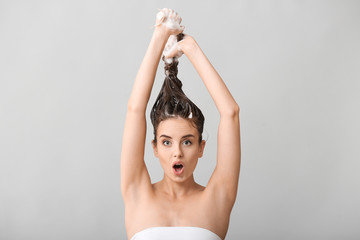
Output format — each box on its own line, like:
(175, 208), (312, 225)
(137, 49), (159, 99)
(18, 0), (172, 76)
(152, 140), (158, 158)
(198, 140), (206, 158)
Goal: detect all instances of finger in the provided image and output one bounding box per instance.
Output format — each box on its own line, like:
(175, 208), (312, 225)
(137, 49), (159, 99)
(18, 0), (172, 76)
(170, 9), (175, 18)
(175, 15), (180, 23)
(156, 11), (165, 22)
(166, 46), (178, 59)
(159, 16), (165, 24)
(176, 43), (183, 52)
(163, 8), (169, 16)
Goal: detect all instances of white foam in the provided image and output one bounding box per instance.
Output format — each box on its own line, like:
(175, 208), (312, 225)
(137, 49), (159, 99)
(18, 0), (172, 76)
(155, 8), (185, 64)
(163, 35), (183, 64)
(188, 105), (193, 119)
(156, 8), (183, 31)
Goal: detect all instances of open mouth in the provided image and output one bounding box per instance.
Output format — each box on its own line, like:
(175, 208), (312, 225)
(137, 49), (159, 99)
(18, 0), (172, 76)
(172, 162), (184, 175)
(173, 164), (183, 172)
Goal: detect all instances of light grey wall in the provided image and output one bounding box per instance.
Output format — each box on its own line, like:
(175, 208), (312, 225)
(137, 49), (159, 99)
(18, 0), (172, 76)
(1, 1), (359, 239)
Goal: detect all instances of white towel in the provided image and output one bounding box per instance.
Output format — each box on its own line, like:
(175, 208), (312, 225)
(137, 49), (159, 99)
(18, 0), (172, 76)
(130, 226), (222, 240)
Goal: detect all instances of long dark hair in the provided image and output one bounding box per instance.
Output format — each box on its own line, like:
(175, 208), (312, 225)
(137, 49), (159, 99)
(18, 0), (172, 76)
(150, 34), (204, 144)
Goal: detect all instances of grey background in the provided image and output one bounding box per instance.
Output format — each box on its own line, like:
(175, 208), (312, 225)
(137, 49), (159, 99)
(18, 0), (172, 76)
(1, 0), (359, 239)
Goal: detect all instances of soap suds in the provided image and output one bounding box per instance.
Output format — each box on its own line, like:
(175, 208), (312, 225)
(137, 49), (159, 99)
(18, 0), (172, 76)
(154, 8), (185, 64)
(163, 35), (183, 64)
(155, 8), (183, 31)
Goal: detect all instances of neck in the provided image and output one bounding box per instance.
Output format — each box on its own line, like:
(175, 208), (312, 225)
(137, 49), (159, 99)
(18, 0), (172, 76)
(157, 174), (199, 199)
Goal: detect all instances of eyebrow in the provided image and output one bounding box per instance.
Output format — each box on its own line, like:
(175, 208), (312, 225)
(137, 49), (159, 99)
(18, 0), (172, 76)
(159, 134), (195, 139)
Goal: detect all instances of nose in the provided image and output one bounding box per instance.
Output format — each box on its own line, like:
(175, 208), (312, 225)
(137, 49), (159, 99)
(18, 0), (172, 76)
(173, 144), (183, 158)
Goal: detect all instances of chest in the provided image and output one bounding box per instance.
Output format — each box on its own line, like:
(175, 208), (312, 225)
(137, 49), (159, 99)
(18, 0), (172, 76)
(143, 193), (212, 224)
(125, 190), (230, 240)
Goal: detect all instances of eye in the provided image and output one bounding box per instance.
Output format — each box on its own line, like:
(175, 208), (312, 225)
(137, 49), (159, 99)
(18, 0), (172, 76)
(183, 140), (192, 146)
(162, 140), (171, 146)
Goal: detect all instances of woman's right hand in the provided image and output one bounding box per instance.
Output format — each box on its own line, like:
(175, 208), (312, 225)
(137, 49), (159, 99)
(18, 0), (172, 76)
(154, 8), (184, 36)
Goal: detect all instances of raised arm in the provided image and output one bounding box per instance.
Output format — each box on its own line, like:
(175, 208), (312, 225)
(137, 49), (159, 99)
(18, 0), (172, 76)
(179, 36), (241, 204)
(120, 11), (183, 201)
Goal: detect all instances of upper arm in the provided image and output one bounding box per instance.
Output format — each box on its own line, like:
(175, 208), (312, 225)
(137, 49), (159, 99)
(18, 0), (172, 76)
(207, 108), (241, 205)
(182, 38), (241, 204)
(120, 108), (152, 202)
(120, 29), (170, 202)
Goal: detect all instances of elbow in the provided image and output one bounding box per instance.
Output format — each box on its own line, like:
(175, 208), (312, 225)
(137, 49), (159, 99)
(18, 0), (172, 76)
(233, 104), (240, 116)
(220, 104), (240, 118)
(127, 101), (146, 114)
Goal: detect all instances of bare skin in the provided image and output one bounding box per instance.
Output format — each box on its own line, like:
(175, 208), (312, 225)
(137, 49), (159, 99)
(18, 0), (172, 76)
(121, 12), (240, 240)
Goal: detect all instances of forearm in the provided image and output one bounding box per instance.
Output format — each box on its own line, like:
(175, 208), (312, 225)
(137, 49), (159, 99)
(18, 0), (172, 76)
(127, 29), (169, 113)
(181, 38), (239, 116)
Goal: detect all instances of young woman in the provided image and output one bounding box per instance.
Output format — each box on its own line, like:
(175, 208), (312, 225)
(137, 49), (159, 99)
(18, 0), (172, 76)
(121, 9), (241, 240)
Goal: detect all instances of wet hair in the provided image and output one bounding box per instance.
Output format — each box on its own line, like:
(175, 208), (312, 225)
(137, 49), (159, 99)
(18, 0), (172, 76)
(150, 33), (205, 144)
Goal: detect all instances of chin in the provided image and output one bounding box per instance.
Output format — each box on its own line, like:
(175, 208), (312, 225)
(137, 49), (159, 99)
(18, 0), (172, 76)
(167, 172), (189, 182)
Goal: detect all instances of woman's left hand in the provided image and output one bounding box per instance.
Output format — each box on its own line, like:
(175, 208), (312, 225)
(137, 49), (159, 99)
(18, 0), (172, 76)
(163, 35), (184, 60)
(163, 34), (196, 60)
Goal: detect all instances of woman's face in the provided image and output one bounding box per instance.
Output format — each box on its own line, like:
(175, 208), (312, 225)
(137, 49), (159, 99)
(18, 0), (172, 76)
(152, 117), (205, 182)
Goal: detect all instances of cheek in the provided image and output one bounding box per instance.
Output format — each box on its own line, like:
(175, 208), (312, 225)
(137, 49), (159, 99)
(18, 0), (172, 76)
(186, 148), (201, 162)
(157, 148), (172, 162)
(190, 149), (200, 158)
(158, 146), (171, 155)
(157, 155), (170, 170)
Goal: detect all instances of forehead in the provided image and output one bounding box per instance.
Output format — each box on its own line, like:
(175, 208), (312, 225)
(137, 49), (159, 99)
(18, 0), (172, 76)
(157, 118), (198, 137)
